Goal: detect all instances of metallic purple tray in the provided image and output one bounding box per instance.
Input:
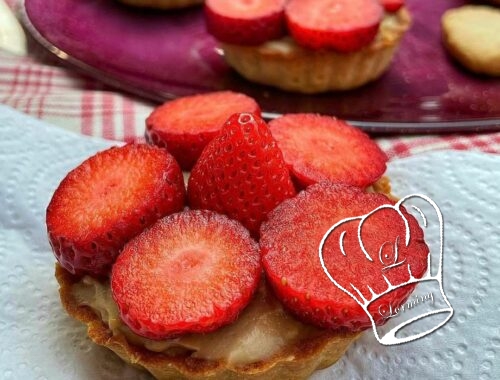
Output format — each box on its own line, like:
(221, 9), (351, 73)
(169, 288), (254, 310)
(22, 0), (500, 133)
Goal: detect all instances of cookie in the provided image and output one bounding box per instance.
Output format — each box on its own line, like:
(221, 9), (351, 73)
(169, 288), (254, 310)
(442, 5), (500, 76)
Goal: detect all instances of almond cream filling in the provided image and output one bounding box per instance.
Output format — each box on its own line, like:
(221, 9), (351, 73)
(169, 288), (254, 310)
(72, 277), (321, 366)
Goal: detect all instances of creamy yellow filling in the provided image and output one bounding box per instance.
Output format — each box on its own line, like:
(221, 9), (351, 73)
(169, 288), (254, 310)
(72, 277), (320, 365)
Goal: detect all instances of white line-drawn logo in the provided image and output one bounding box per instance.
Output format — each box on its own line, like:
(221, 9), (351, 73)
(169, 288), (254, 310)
(379, 291), (434, 320)
(318, 194), (454, 346)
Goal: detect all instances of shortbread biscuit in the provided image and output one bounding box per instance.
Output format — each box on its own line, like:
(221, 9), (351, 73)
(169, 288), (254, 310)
(442, 5), (500, 76)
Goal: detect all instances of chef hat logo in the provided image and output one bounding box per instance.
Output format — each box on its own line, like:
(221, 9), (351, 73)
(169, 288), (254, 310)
(318, 194), (454, 346)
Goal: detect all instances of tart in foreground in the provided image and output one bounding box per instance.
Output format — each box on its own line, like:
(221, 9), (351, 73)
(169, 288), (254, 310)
(46, 104), (428, 379)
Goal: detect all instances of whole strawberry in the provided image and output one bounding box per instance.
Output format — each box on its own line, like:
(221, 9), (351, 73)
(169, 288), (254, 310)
(145, 91), (261, 170)
(188, 113), (296, 237)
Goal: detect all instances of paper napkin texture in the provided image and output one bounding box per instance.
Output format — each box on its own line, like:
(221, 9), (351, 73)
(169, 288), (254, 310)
(0, 104), (499, 380)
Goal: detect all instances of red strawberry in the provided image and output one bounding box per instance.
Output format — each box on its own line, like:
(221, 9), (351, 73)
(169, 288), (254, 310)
(46, 144), (185, 277)
(188, 112), (296, 237)
(205, 0), (287, 45)
(269, 114), (387, 189)
(111, 210), (261, 340)
(146, 91), (261, 170)
(285, 0), (383, 52)
(260, 182), (429, 330)
(379, 0), (404, 12)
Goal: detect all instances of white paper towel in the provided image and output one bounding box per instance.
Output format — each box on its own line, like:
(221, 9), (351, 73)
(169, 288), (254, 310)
(0, 104), (499, 380)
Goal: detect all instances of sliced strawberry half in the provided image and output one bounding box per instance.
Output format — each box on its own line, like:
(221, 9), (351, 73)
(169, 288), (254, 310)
(205, 0), (287, 45)
(111, 210), (261, 340)
(379, 0), (404, 12)
(146, 91), (260, 170)
(46, 144), (186, 277)
(260, 182), (429, 330)
(285, 0), (383, 52)
(188, 112), (296, 237)
(269, 114), (387, 189)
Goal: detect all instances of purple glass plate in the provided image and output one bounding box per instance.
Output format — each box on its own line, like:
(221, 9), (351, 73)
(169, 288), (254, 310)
(22, 0), (500, 133)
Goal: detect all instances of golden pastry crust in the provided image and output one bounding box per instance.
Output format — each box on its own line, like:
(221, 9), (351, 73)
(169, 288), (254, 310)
(116, 0), (203, 9)
(56, 265), (360, 380)
(368, 176), (397, 201)
(220, 8), (411, 94)
(442, 5), (500, 76)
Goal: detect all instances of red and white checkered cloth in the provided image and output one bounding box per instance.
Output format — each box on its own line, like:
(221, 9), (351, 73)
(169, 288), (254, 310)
(1, 0), (500, 159)
(0, 50), (153, 142)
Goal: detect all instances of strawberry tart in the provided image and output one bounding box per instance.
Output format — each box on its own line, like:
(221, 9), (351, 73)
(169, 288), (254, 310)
(47, 92), (429, 379)
(205, 0), (411, 93)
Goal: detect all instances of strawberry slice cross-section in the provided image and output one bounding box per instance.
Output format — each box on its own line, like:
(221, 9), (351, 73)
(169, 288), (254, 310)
(260, 182), (429, 331)
(379, 0), (404, 13)
(46, 144), (186, 277)
(205, 0), (287, 45)
(111, 210), (262, 340)
(269, 114), (387, 189)
(285, 0), (384, 52)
